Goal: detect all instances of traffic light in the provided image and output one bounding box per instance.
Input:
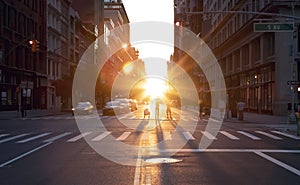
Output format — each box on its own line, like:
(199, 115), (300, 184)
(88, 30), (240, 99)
(29, 39), (39, 52)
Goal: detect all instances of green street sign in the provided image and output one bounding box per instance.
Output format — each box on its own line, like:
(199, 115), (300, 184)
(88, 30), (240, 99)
(254, 23), (294, 32)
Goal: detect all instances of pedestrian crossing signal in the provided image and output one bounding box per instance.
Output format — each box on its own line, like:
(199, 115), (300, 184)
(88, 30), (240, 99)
(29, 39), (40, 52)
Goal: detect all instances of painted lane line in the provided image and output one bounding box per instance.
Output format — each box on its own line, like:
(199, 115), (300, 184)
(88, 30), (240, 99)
(91, 132), (111, 141)
(255, 131), (282, 140)
(43, 132), (72, 143)
(0, 133), (30, 144)
(237, 131), (261, 140)
(201, 131), (217, 140)
(0, 142), (52, 168)
(183, 132), (195, 140)
(133, 147), (143, 185)
(16, 133), (51, 144)
(271, 131), (300, 140)
(254, 151), (300, 176)
(0, 134), (9, 138)
(145, 166), (151, 185)
(219, 131), (240, 140)
(67, 132), (92, 142)
(116, 132), (131, 141)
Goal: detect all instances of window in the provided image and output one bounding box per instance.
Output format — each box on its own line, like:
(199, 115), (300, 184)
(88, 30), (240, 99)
(252, 38), (260, 62)
(228, 54), (233, 73)
(242, 45), (249, 67)
(264, 33), (274, 57)
(8, 7), (16, 29)
(1, 91), (7, 105)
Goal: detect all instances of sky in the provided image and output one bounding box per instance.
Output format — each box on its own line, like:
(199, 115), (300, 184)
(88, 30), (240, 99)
(122, 0), (174, 77)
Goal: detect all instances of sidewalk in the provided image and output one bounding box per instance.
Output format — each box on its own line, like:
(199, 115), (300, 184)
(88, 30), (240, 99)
(224, 112), (289, 124)
(224, 112), (299, 136)
(0, 109), (67, 120)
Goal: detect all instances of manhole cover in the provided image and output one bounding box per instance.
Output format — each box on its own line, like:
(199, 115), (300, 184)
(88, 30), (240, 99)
(144, 158), (182, 164)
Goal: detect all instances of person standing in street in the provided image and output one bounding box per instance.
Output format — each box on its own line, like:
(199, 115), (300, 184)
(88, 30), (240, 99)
(166, 101), (172, 119)
(155, 100), (159, 119)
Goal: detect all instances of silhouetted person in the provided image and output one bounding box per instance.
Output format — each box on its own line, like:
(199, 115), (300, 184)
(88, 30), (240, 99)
(155, 100), (159, 119)
(166, 102), (172, 119)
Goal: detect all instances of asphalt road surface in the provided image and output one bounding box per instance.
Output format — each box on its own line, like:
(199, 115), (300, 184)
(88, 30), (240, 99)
(0, 105), (300, 185)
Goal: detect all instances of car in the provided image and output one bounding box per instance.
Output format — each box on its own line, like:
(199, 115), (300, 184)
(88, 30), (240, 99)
(115, 98), (137, 112)
(72, 101), (94, 115)
(102, 100), (126, 116)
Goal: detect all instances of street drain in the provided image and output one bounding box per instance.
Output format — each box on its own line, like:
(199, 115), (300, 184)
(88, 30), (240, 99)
(144, 158), (182, 164)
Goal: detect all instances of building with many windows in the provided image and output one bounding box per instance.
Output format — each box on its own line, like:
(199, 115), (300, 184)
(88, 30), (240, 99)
(174, 0), (300, 116)
(0, 0), (47, 111)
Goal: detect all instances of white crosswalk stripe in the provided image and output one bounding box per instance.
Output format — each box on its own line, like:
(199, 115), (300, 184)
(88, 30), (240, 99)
(67, 132), (92, 142)
(16, 133), (51, 143)
(201, 131), (217, 140)
(0, 134), (9, 138)
(0, 133), (31, 144)
(271, 131), (300, 140)
(43, 132), (72, 143)
(1, 130), (299, 144)
(219, 131), (240, 140)
(237, 131), (261, 140)
(255, 131), (282, 140)
(116, 132), (131, 141)
(91, 132), (111, 141)
(183, 132), (195, 140)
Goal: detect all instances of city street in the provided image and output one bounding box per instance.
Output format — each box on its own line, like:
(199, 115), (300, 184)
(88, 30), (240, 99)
(0, 105), (300, 185)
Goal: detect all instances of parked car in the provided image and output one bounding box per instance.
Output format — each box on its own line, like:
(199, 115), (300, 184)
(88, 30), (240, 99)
(115, 98), (137, 112)
(102, 100), (126, 116)
(72, 101), (94, 115)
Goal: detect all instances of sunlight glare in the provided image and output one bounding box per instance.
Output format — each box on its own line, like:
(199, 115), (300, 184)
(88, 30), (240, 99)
(143, 78), (168, 98)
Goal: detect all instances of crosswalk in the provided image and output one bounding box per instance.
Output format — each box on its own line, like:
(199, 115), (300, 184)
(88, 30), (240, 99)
(18, 114), (185, 121)
(0, 130), (299, 145)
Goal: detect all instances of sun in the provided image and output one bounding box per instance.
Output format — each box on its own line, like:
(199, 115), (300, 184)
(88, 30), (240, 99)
(143, 77), (168, 99)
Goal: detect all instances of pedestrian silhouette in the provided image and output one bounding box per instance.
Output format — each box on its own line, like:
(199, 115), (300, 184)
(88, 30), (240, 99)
(155, 100), (159, 119)
(166, 101), (172, 119)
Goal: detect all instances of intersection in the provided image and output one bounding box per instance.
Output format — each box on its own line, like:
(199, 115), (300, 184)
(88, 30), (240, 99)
(0, 105), (300, 185)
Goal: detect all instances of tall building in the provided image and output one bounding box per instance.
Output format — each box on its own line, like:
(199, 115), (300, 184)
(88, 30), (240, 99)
(47, 0), (93, 110)
(174, 0), (300, 116)
(173, 0), (205, 105)
(202, 0), (300, 116)
(72, 0), (145, 106)
(0, 0), (47, 111)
